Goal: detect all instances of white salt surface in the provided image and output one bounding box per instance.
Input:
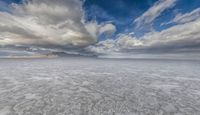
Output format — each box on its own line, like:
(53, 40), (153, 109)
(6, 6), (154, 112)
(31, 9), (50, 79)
(0, 57), (200, 115)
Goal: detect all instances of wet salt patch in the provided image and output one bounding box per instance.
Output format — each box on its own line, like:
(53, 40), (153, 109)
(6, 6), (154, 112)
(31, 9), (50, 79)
(0, 107), (10, 115)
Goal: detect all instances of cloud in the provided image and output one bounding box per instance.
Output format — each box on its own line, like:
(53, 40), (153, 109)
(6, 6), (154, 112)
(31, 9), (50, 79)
(0, 0), (97, 48)
(87, 8), (200, 57)
(85, 22), (116, 38)
(141, 19), (200, 51)
(134, 0), (176, 29)
(0, 0), (199, 59)
(86, 39), (117, 55)
(99, 23), (116, 35)
(0, 0), (117, 49)
(139, 8), (200, 51)
(170, 8), (200, 24)
(116, 33), (143, 48)
(0, 0), (116, 56)
(85, 33), (143, 55)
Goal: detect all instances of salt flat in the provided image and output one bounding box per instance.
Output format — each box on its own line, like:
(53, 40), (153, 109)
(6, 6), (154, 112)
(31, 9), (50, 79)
(0, 58), (200, 115)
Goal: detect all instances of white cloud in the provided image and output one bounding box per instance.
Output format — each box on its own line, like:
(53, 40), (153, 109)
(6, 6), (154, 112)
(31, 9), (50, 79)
(86, 33), (143, 54)
(134, 0), (176, 28)
(85, 22), (116, 38)
(99, 23), (116, 35)
(0, 0), (199, 58)
(86, 39), (117, 55)
(116, 33), (143, 49)
(0, 0), (96, 48)
(141, 20), (200, 49)
(171, 8), (200, 24)
(0, 0), (116, 56)
(85, 22), (99, 38)
(87, 8), (200, 57)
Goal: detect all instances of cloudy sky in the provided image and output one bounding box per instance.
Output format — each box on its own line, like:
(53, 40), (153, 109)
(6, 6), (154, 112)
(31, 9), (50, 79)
(0, 0), (200, 58)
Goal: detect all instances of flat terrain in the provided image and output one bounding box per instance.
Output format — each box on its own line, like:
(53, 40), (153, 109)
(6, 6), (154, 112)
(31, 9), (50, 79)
(0, 58), (200, 115)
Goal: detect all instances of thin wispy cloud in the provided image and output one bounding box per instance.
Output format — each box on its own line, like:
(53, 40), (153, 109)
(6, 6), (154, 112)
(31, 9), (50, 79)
(134, 0), (177, 29)
(170, 8), (200, 24)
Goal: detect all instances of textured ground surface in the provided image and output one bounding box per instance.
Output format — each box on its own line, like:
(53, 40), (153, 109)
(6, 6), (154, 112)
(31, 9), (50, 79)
(0, 58), (200, 115)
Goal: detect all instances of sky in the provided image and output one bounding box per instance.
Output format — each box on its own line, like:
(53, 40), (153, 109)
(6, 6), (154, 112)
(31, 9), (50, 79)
(0, 0), (200, 58)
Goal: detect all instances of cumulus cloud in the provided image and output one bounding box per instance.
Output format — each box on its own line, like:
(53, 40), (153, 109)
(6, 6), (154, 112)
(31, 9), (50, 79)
(134, 0), (176, 29)
(0, 0), (97, 48)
